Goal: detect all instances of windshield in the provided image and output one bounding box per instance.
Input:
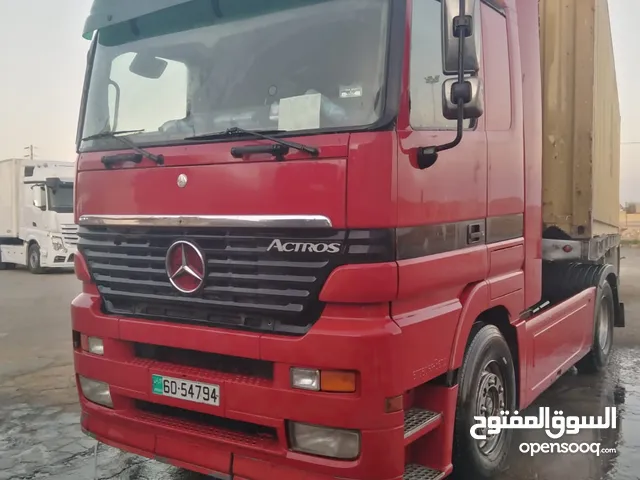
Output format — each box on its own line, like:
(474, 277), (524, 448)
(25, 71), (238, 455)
(80, 0), (390, 150)
(47, 186), (74, 213)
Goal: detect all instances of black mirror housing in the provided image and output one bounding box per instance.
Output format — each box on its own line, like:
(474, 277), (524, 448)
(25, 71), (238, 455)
(441, 0), (480, 75)
(129, 53), (168, 79)
(442, 77), (484, 120)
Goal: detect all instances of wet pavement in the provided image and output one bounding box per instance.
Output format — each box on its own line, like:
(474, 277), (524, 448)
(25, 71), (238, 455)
(1, 249), (640, 479)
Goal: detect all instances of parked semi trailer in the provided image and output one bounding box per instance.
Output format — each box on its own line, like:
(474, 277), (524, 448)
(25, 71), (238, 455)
(0, 158), (78, 273)
(71, 0), (622, 478)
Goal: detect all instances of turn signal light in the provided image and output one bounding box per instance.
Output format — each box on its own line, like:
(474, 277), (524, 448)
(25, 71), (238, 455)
(385, 395), (403, 413)
(320, 371), (356, 393)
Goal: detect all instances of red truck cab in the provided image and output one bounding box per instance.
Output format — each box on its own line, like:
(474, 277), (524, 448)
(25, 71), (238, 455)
(71, 0), (623, 479)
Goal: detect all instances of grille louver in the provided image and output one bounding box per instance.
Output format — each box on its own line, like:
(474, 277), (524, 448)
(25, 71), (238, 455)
(61, 224), (79, 246)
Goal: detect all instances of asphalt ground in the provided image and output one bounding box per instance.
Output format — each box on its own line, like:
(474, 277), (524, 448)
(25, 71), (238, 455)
(1, 248), (640, 479)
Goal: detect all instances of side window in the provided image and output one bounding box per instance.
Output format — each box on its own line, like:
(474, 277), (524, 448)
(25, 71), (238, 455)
(481, 4), (511, 131)
(108, 53), (188, 132)
(409, 0), (482, 129)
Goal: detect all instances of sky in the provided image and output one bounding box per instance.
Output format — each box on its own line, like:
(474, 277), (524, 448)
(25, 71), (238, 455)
(0, 0), (638, 201)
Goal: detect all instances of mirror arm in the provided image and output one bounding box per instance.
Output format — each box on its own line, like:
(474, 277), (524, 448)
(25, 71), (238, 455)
(417, 0), (471, 170)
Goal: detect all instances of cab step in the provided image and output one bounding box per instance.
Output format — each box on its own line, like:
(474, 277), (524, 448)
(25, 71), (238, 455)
(404, 464), (446, 480)
(404, 408), (442, 443)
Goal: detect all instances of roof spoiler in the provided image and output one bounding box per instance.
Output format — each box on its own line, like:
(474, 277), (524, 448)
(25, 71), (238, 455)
(83, 0), (193, 39)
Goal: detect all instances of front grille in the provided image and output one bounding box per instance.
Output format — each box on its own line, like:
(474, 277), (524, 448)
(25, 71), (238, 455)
(78, 226), (393, 335)
(61, 224), (79, 246)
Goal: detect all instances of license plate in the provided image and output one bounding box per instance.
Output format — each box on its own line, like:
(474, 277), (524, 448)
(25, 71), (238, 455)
(152, 374), (220, 406)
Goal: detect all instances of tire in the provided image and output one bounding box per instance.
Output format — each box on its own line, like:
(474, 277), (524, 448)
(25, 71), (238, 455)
(453, 324), (516, 480)
(576, 281), (615, 374)
(28, 243), (44, 274)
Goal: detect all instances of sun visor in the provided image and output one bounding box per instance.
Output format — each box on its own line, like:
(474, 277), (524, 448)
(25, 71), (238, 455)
(82, 0), (194, 39)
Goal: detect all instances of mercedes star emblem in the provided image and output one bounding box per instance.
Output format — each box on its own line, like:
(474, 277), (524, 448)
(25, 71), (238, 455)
(177, 174), (188, 188)
(165, 240), (206, 294)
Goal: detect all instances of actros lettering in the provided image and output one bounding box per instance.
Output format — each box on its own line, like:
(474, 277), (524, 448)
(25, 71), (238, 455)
(267, 239), (341, 254)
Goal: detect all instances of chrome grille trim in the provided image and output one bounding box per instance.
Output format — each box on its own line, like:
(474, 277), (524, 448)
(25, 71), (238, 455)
(79, 215), (333, 229)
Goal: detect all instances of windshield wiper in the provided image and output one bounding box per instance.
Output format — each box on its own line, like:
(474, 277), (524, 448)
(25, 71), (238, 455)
(82, 130), (164, 167)
(82, 129), (145, 141)
(185, 127), (319, 158)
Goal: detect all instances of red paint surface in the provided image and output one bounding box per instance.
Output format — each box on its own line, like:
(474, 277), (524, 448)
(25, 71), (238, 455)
(72, 0), (599, 477)
(522, 288), (596, 408)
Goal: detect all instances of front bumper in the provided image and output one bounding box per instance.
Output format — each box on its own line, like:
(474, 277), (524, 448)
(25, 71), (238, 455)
(72, 291), (406, 480)
(41, 245), (77, 268)
(81, 403), (403, 480)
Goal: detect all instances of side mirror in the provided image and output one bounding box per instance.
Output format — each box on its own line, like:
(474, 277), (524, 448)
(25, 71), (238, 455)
(441, 0), (480, 75)
(442, 77), (484, 120)
(32, 186), (45, 210)
(45, 177), (61, 190)
(129, 53), (168, 79)
(417, 0), (482, 170)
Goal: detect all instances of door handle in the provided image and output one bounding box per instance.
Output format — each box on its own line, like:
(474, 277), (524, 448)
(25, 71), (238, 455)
(467, 223), (484, 244)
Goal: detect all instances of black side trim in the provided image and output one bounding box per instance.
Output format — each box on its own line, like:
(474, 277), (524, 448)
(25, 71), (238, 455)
(397, 220), (484, 260)
(397, 214), (524, 260)
(487, 214), (524, 244)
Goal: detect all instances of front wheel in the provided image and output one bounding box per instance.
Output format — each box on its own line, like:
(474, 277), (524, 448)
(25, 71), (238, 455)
(577, 281), (615, 374)
(453, 324), (516, 480)
(28, 243), (44, 274)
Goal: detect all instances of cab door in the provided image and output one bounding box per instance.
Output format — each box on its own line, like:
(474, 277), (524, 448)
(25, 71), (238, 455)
(392, 0), (489, 372)
(396, 0), (488, 264)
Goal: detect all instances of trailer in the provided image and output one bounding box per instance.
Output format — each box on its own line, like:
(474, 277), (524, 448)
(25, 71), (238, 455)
(540, 0), (621, 266)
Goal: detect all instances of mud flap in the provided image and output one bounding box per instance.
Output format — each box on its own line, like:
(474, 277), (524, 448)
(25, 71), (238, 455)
(615, 302), (625, 328)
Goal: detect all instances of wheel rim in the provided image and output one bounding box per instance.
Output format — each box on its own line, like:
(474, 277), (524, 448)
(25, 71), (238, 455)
(30, 251), (37, 269)
(475, 360), (506, 457)
(597, 297), (613, 355)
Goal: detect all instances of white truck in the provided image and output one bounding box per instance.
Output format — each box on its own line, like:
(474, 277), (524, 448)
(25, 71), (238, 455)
(0, 158), (78, 273)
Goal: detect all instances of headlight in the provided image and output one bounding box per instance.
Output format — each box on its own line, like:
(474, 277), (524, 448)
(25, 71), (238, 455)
(78, 376), (113, 408)
(81, 335), (104, 355)
(288, 422), (360, 460)
(290, 368), (320, 391)
(51, 236), (65, 251)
